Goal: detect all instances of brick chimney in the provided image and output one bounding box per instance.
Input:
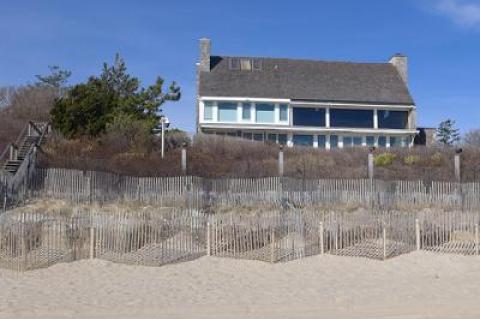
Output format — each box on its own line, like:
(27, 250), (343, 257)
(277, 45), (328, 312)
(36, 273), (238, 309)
(389, 53), (408, 85)
(199, 38), (211, 72)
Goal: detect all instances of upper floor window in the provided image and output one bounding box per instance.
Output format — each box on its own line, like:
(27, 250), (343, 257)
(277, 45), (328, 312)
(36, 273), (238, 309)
(242, 103), (251, 120)
(218, 102), (237, 122)
(330, 109), (373, 128)
(293, 107), (325, 127)
(256, 103), (275, 123)
(204, 102), (213, 120)
(378, 110), (408, 129)
(279, 104), (288, 122)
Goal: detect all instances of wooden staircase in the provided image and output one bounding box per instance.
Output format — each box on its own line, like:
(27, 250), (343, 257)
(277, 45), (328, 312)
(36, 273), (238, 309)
(0, 121), (50, 175)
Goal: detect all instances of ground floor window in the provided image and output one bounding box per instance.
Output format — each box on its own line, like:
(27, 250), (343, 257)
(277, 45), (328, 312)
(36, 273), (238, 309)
(378, 136), (387, 148)
(317, 135), (326, 149)
(330, 135), (338, 149)
(293, 135), (314, 147)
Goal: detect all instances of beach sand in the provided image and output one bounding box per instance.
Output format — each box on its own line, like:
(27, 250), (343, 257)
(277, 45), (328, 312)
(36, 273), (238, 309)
(1, 252), (479, 319)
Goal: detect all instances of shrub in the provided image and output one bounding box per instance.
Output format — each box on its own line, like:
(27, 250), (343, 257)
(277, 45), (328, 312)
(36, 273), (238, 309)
(374, 152), (397, 166)
(404, 155), (421, 166)
(430, 152), (444, 166)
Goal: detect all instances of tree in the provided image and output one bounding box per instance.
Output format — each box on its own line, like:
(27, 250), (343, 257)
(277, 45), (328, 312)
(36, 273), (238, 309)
(464, 129), (480, 147)
(436, 119), (460, 146)
(35, 65), (72, 88)
(50, 54), (180, 138)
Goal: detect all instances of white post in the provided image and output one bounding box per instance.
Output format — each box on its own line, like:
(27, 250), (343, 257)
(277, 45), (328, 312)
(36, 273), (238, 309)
(181, 143), (187, 175)
(319, 221), (324, 255)
(454, 153), (461, 183)
(278, 146), (284, 177)
(161, 121), (165, 159)
(415, 218), (420, 251)
(207, 222), (211, 256)
(368, 151), (374, 180)
(89, 226), (95, 259)
(475, 224), (479, 256)
(383, 227), (387, 260)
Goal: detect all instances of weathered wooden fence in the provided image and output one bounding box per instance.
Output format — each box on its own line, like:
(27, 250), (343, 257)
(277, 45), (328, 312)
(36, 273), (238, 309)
(208, 210), (418, 262)
(1, 208), (478, 272)
(22, 168), (480, 210)
(0, 208), (207, 271)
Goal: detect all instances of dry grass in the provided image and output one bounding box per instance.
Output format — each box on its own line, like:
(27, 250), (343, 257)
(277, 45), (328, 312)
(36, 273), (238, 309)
(38, 134), (480, 181)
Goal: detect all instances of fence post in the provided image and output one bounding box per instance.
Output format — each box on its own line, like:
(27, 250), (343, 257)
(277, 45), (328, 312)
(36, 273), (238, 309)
(207, 221), (211, 256)
(89, 226), (95, 259)
(319, 221), (324, 255)
(278, 145), (284, 177)
(415, 218), (420, 251)
(270, 228), (275, 263)
(382, 227), (387, 260)
(475, 224), (479, 256)
(181, 142), (187, 175)
(368, 148), (375, 180)
(454, 149), (462, 183)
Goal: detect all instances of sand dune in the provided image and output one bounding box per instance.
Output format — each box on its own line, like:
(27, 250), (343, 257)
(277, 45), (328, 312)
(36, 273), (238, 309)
(1, 252), (480, 319)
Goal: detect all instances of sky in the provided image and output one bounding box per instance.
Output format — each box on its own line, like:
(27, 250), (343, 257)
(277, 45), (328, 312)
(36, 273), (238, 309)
(0, 0), (479, 134)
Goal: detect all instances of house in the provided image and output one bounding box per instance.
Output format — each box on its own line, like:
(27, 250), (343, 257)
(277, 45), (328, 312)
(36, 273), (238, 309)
(196, 38), (418, 149)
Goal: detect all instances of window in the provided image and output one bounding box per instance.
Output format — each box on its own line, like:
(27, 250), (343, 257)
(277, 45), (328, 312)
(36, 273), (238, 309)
(204, 102), (213, 120)
(243, 132), (253, 140)
(378, 110), (408, 129)
(318, 135), (326, 149)
(378, 136), (387, 148)
(353, 137), (362, 146)
(366, 136), (375, 147)
(218, 102), (237, 122)
(240, 59), (252, 70)
(267, 133), (277, 143)
(229, 58), (240, 70)
(293, 107), (325, 127)
(330, 135), (338, 149)
(252, 59), (262, 70)
(343, 136), (353, 148)
(279, 104), (288, 122)
(293, 135), (313, 147)
(330, 109), (374, 128)
(390, 136), (402, 148)
(278, 134), (287, 145)
(253, 133), (264, 141)
(242, 103), (251, 120)
(256, 104), (275, 123)
(226, 132), (238, 137)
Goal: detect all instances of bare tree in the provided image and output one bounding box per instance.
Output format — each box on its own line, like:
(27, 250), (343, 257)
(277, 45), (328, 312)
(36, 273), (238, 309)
(464, 129), (480, 147)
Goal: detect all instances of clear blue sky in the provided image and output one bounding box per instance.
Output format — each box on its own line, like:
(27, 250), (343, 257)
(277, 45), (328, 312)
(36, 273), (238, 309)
(1, 0), (479, 133)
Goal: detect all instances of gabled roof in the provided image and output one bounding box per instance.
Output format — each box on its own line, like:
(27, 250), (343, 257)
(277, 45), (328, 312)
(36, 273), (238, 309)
(199, 56), (415, 105)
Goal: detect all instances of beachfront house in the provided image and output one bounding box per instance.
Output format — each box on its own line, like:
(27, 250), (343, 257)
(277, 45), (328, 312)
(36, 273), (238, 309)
(196, 38), (418, 149)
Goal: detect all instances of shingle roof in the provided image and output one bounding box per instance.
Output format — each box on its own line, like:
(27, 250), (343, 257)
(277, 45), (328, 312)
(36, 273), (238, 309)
(199, 56), (415, 105)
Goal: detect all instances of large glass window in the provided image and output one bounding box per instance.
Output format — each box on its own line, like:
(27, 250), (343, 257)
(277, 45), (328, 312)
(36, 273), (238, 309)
(378, 136), (387, 148)
(317, 135), (326, 149)
(279, 104), (288, 122)
(293, 135), (313, 147)
(242, 103), (251, 120)
(293, 107), (325, 127)
(256, 104), (275, 123)
(278, 134), (287, 145)
(353, 137), (362, 146)
(267, 133), (277, 143)
(366, 136), (375, 147)
(378, 110), (408, 129)
(330, 135), (338, 149)
(242, 132), (253, 140)
(330, 109), (374, 128)
(390, 136), (402, 148)
(343, 136), (353, 148)
(253, 133), (264, 141)
(218, 102), (237, 122)
(204, 102), (213, 120)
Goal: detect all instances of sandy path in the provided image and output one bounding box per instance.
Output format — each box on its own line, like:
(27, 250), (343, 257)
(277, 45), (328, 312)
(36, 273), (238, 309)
(1, 252), (479, 319)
